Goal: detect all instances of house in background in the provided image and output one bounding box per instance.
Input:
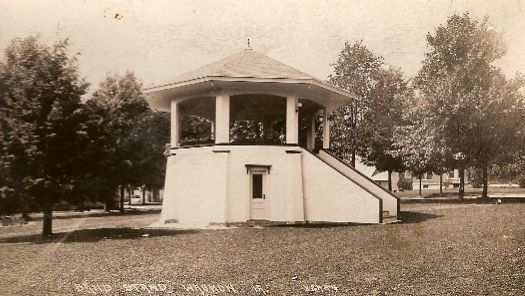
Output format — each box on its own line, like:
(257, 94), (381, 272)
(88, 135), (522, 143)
(129, 188), (164, 203)
(354, 158), (399, 192)
(353, 157), (469, 192)
(403, 169), (469, 190)
(144, 47), (399, 227)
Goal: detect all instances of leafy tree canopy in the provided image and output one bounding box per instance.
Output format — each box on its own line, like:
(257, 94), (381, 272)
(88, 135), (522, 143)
(0, 36), (89, 234)
(82, 72), (169, 208)
(328, 41), (408, 185)
(415, 13), (525, 198)
(328, 40), (384, 165)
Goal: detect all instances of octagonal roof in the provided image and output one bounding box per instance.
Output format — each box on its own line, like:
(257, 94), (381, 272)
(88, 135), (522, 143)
(144, 48), (356, 112)
(161, 49), (316, 85)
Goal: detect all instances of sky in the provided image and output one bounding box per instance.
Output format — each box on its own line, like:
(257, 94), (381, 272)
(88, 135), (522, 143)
(0, 0), (524, 92)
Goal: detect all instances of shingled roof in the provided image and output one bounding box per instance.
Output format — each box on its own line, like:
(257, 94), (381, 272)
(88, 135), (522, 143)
(144, 48), (356, 112)
(146, 48), (346, 91)
(171, 49), (316, 84)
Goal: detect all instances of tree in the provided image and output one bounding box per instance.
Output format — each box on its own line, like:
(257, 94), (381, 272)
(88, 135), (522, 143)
(180, 115), (213, 145)
(396, 127), (431, 196)
(85, 72), (169, 210)
(329, 41), (408, 190)
(394, 89), (452, 196)
(358, 67), (408, 191)
(77, 99), (122, 211)
(415, 13), (512, 199)
(131, 111), (170, 196)
(328, 40), (383, 166)
(0, 36), (89, 236)
(469, 72), (525, 198)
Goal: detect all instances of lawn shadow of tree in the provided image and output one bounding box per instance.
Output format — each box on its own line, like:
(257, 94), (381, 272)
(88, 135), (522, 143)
(0, 227), (197, 244)
(399, 211), (443, 224)
(29, 208), (161, 222)
(268, 211), (443, 227)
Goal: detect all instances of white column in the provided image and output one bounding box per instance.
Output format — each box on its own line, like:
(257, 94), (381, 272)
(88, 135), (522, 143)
(322, 108), (330, 149)
(170, 99), (180, 148)
(286, 96), (299, 144)
(453, 169), (459, 179)
(215, 94), (230, 144)
(306, 115), (316, 150)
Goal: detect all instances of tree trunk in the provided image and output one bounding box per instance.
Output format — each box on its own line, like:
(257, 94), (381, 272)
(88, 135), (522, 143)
(104, 198), (112, 212)
(439, 172), (443, 197)
(42, 204), (53, 237)
(119, 186), (125, 213)
(387, 170), (392, 192)
(482, 164), (489, 199)
(128, 186), (132, 205)
(459, 168), (465, 200)
(21, 195), (30, 221)
(142, 187), (146, 205)
(104, 191), (114, 212)
(21, 210), (30, 221)
(351, 150), (356, 167)
(419, 175), (422, 197)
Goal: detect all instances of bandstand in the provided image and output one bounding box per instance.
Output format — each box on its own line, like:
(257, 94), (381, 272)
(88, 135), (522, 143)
(145, 48), (399, 227)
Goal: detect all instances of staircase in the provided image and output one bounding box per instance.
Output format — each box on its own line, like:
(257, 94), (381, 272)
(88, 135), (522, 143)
(317, 149), (401, 224)
(382, 211), (398, 223)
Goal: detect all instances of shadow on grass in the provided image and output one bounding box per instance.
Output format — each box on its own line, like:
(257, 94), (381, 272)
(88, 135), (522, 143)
(0, 227), (196, 244)
(269, 210), (443, 227)
(29, 208), (161, 222)
(397, 191), (461, 199)
(270, 222), (363, 228)
(401, 197), (525, 204)
(399, 211), (443, 224)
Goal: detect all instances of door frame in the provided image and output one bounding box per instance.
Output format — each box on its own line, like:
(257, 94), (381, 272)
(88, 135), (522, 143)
(248, 169), (269, 220)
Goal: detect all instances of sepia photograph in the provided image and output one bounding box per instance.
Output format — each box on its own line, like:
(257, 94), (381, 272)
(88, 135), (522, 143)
(0, 0), (524, 295)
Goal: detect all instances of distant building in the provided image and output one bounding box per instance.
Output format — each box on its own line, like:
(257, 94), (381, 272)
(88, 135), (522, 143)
(404, 169), (469, 190)
(353, 161), (470, 192)
(354, 158), (399, 192)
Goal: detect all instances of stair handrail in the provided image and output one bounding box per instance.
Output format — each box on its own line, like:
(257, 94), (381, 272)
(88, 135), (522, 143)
(302, 148), (383, 202)
(320, 149), (399, 201)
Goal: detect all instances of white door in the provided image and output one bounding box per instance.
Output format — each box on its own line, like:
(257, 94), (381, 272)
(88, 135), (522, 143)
(249, 171), (268, 220)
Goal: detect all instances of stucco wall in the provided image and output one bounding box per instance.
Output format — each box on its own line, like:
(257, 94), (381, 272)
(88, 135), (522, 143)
(225, 146), (304, 222)
(302, 151), (381, 223)
(318, 150), (399, 217)
(160, 147), (228, 226)
(160, 146), (306, 225)
(160, 146), (383, 226)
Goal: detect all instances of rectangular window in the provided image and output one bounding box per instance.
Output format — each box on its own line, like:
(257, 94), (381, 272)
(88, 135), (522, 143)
(252, 174), (263, 199)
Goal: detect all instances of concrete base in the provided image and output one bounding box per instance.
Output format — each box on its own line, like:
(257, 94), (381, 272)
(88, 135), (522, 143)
(159, 145), (396, 227)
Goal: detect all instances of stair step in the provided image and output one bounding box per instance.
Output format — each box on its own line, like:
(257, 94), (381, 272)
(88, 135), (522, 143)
(382, 215), (399, 223)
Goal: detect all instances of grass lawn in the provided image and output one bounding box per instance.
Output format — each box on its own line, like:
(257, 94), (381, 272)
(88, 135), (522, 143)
(0, 203), (524, 295)
(396, 186), (525, 198)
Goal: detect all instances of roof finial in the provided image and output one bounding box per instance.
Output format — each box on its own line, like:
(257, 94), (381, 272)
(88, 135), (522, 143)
(247, 38), (251, 49)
